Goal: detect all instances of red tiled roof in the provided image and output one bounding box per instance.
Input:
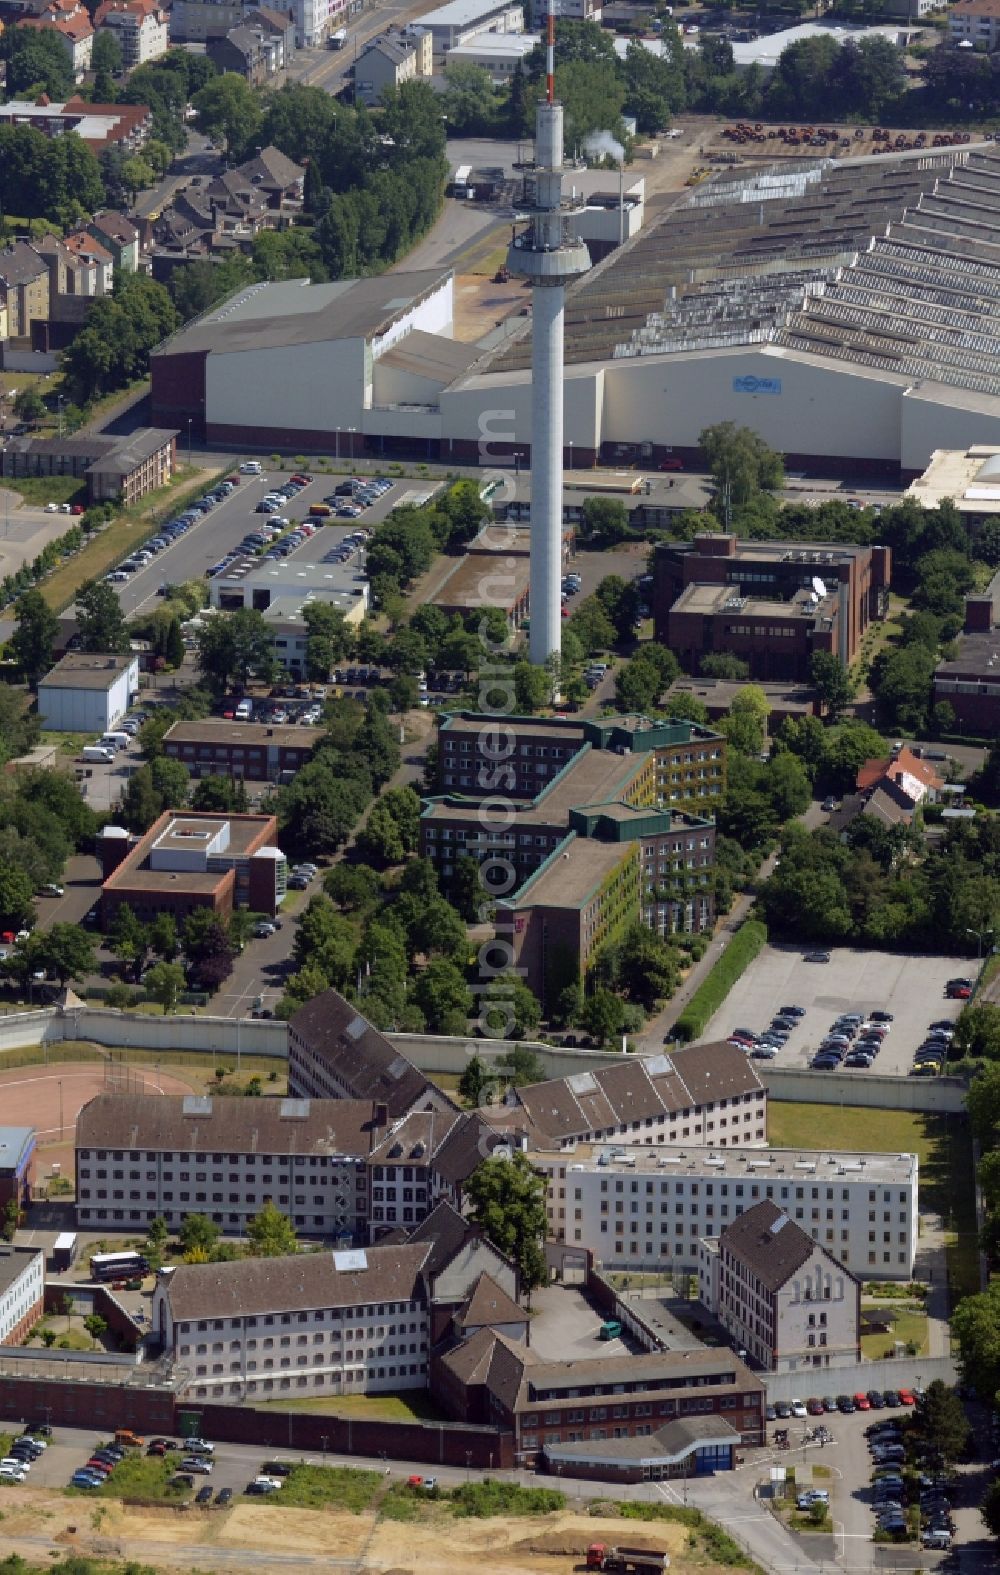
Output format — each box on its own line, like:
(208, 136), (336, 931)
(857, 746), (943, 795)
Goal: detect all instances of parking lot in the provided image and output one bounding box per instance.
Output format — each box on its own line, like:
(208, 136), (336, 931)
(706, 944), (973, 1078)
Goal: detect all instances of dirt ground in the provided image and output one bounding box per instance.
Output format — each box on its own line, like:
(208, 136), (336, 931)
(0, 1487), (693, 1575)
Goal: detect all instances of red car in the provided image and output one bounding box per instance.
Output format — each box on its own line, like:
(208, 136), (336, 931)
(897, 1389), (916, 1406)
(806, 1398), (825, 1415)
(70, 504), (84, 515)
(659, 456), (684, 471)
(854, 1392), (871, 1410)
(289, 473), (312, 485)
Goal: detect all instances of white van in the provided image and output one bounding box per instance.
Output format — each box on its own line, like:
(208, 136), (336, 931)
(100, 732), (131, 751)
(235, 699), (253, 721)
(82, 746), (115, 763)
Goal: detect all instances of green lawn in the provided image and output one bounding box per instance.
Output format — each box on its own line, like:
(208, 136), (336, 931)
(261, 1390), (445, 1422)
(68, 1448), (187, 1500)
(7, 475), (84, 508)
(860, 1306), (928, 1360)
(768, 1103), (979, 1300)
(262, 1463), (381, 1512)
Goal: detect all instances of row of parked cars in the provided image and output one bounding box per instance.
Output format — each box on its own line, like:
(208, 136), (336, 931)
(728, 1003), (807, 1060)
(109, 481), (239, 586)
(810, 1010), (893, 1071)
(0, 1422), (50, 1483)
(768, 1388), (916, 1420)
(911, 1018), (956, 1078)
(866, 1418), (956, 1549)
(318, 475), (394, 518)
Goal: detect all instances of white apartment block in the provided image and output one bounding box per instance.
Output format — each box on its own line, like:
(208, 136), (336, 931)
(949, 0), (1000, 51)
(511, 1045), (767, 1154)
(154, 1244), (431, 1400)
(700, 1201), (861, 1373)
(75, 1094), (376, 1238)
(0, 1246), (45, 1345)
(96, 0), (169, 66)
(533, 1144), (918, 1282)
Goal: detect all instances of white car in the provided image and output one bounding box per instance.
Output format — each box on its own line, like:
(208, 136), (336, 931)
(254, 1475), (284, 1489)
(790, 1399), (808, 1417)
(181, 1457), (213, 1474)
(44, 502), (60, 513)
(239, 461), (262, 475)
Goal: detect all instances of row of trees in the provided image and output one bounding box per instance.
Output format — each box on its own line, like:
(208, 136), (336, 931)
(0, 766), (98, 934)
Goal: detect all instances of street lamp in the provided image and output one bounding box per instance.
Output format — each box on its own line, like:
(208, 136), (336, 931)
(187, 418), (193, 468)
(966, 926), (994, 963)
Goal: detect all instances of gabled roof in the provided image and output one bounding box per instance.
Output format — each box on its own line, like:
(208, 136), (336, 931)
(513, 1040), (762, 1143)
(164, 1242), (432, 1321)
(369, 1107), (458, 1167)
(66, 231), (113, 264)
(0, 241), (49, 287)
(247, 5), (294, 29)
(76, 1092), (382, 1157)
(235, 143), (305, 191)
(89, 209), (139, 246)
(458, 1271), (524, 1331)
(289, 988), (449, 1120)
(438, 1326), (535, 1406)
(857, 746), (943, 797)
(719, 1198), (833, 1292)
(363, 33), (416, 65)
(401, 1198), (481, 1281)
(430, 1109), (505, 1186)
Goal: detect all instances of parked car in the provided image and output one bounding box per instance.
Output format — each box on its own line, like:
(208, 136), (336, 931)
(181, 1457), (213, 1474)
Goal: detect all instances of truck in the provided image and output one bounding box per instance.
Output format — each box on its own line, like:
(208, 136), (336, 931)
(328, 27), (346, 47)
(51, 1232), (78, 1272)
(586, 1546), (670, 1573)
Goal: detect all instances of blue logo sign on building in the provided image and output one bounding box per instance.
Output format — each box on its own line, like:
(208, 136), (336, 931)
(732, 376), (782, 396)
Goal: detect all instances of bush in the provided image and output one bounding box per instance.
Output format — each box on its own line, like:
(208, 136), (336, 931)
(450, 1479), (565, 1518)
(673, 920), (767, 1042)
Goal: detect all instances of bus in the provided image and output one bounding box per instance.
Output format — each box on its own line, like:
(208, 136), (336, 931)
(90, 1250), (149, 1283)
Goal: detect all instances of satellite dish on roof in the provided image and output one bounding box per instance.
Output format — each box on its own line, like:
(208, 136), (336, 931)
(812, 576), (827, 597)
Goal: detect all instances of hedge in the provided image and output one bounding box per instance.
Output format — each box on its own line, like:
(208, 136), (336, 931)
(672, 919), (767, 1043)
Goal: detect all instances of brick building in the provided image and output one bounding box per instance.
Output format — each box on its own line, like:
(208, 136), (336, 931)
(933, 571), (1000, 735)
(99, 809), (285, 927)
(161, 719), (323, 783)
(433, 1337), (764, 1472)
(434, 711), (726, 814)
(654, 534), (890, 681)
(0, 429), (177, 507)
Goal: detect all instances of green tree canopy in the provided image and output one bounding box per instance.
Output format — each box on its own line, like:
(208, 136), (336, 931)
(11, 588), (59, 686)
(245, 1200), (298, 1258)
(465, 1151), (547, 1294)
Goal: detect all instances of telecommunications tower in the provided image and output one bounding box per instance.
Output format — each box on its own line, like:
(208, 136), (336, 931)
(507, 0), (590, 669)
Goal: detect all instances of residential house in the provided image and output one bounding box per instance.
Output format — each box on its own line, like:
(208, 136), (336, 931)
(65, 231), (115, 294)
(20, 0), (94, 71)
(698, 1199), (861, 1374)
(355, 34), (419, 105)
(235, 144), (305, 208)
(93, 0), (169, 65)
(0, 242), (51, 340)
(245, 5), (295, 66)
(855, 744), (944, 821)
(206, 24), (272, 83)
(87, 210), (140, 273)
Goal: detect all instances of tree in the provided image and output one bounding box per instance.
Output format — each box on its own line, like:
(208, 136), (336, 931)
(323, 863), (379, 912)
(11, 589), (59, 686)
(179, 1213), (220, 1259)
(984, 1477), (1000, 1543)
(145, 1215), (169, 1256)
(458, 1053), (493, 1108)
(279, 762), (370, 854)
(245, 1200), (298, 1258)
(91, 27), (123, 76)
(580, 497), (630, 547)
(967, 1063), (1000, 1150)
(951, 1005), (1000, 1064)
(75, 578), (130, 654)
(196, 607), (275, 693)
(36, 924), (95, 987)
(183, 913), (234, 992)
(483, 978), (543, 1044)
(12, 386), (45, 426)
(108, 903), (148, 980)
(578, 987), (627, 1045)
(83, 1313), (108, 1348)
(291, 895), (354, 990)
(700, 421), (784, 509)
(303, 601), (351, 681)
(2, 25), (74, 98)
(1, 1198), (18, 1242)
(910, 1380), (971, 1463)
(722, 685), (771, 757)
(442, 62), (499, 134)
(465, 1151), (547, 1295)
(495, 1041), (545, 1086)
(413, 958), (472, 1033)
(192, 73), (262, 156)
(809, 651), (855, 721)
(514, 662), (550, 712)
(144, 960), (185, 1014)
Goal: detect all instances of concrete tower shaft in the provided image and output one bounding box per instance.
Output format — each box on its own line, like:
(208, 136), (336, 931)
(505, 5), (590, 670)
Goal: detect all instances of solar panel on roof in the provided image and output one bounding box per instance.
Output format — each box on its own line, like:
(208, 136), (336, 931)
(770, 1213), (790, 1235)
(346, 1016), (367, 1040)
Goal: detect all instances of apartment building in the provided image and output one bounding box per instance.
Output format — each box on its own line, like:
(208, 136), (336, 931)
(653, 533), (891, 681)
(0, 1126), (37, 1213)
(949, 0), (1000, 49)
(21, 0), (94, 72)
(355, 34), (420, 105)
(154, 1243), (433, 1400)
(161, 720), (323, 783)
(533, 1143), (917, 1281)
(0, 1246), (45, 1346)
(288, 989), (457, 1122)
(93, 0), (169, 65)
(490, 1043), (767, 1153)
(0, 242), (50, 339)
(700, 1199), (861, 1373)
(0, 98), (151, 153)
(435, 712), (726, 814)
(87, 211), (141, 274)
(74, 1094), (381, 1237)
(434, 1336), (765, 1471)
(99, 810), (286, 927)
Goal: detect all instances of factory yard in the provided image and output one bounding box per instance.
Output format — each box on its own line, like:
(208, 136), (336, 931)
(704, 944), (972, 1078)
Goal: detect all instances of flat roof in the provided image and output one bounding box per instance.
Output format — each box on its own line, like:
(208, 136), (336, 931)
(447, 30), (538, 53)
(39, 651), (136, 690)
(423, 745), (649, 827)
(431, 549), (530, 612)
(666, 676), (817, 712)
(419, 0), (519, 23)
(0, 1127), (34, 1171)
(935, 630), (1000, 678)
(533, 1142), (917, 1182)
(163, 721), (324, 750)
(512, 835), (631, 911)
(153, 271), (451, 358)
(672, 582), (835, 620)
(103, 810), (277, 896)
(906, 445), (1000, 514)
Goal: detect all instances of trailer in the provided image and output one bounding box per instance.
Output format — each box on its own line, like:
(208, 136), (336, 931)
(586, 1546), (670, 1574)
(450, 164), (472, 198)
